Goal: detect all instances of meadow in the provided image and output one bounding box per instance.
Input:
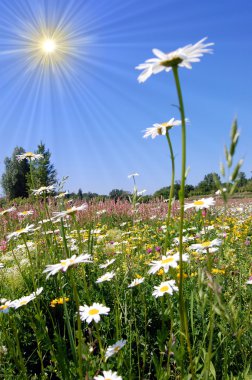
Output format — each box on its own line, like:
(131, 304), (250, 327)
(0, 194), (251, 379)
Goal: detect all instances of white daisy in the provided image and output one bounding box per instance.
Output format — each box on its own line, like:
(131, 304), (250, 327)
(152, 280), (178, 298)
(96, 271), (115, 283)
(79, 303), (110, 324)
(16, 152), (43, 161)
(143, 118), (182, 139)
(245, 277), (252, 285)
(43, 253), (93, 279)
(94, 370), (122, 380)
(7, 224), (36, 240)
(148, 252), (188, 275)
(99, 259), (116, 269)
(189, 239), (222, 253)
(53, 204), (87, 218)
(17, 210), (34, 217)
(105, 339), (127, 359)
(128, 277), (145, 288)
(128, 173), (139, 179)
(184, 197), (215, 211)
(0, 263), (4, 269)
(0, 207), (16, 216)
(10, 287), (43, 309)
(32, 185), (55, 195)
(136, 37), (214, 83)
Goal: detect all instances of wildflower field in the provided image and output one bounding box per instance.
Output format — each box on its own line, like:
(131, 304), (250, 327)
(0, 36), (252, 380)
(0, 194), (251, 379)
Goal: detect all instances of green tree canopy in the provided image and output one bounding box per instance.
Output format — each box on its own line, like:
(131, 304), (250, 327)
(27, 142), (57, 190)
(1, 146), (30, 199)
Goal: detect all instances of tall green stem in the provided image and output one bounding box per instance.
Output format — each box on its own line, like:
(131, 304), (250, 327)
(164, 131), (175, 253)
(172, 66), (194, 378)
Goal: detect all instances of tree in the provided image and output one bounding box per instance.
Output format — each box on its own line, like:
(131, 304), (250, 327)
(196, 172), (220, 194)
(236, 171), (247, 188)
(77, 188), (83, 199)
(109, 189), (130, 201)
(1, 147), (30, 199)
(27, 142), (57, 190)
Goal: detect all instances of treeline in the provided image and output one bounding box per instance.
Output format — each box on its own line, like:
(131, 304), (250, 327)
(1, 145), (252, 203)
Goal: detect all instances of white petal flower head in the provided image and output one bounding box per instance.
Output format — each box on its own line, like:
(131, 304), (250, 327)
(99, 258), (116, 269)
(7, 224), (35, 240)
(0, 206), (16, 216)
(105, 339), (127, 360)
(245, 276), (252, 285)
(43, 253), (93, 279)
(10, 287), (43, 309)
(128, 172), (139, 179)
(94, 370), (122, 380)
(128, 277), (145, 288)
(143, 118), (183, 139)
(148, 255), (179, 275)
(17, 210), (34, 217)
(184, 197), (215, 211)
(53, 204), (87, 218)
(79, 302), (110, 324)
(136, 37), (214, 83)
(152, 280), (178, 298)
(32, 185), (55, 195)
(189, 239), (222, 252)
(16, 152), (43, 161)
(96, 271), (115, 283)
(0, 263), (4, 269)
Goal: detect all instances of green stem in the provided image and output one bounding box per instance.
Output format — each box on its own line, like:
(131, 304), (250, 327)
(164, 130), (175, 253)
(172, 65), (194, 378)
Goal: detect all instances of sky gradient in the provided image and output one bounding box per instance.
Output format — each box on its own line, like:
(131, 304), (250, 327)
(0, 0), (251, 195)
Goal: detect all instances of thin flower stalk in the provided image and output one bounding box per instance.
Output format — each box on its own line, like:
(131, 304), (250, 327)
(164, 130), (175, 253)
(172, 65), (194, 377)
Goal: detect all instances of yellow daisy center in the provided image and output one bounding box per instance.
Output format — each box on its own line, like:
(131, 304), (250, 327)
(88, 308), (99, 315)
(25, 152), (34, 157)
(201, 241), (211, 247)
(114, 346), (120, 352)
(194, 200), (204, 206)
(20, 300), (28, 306)
(160, 285), (169, 292)
(0, 305), (8, 310)
(161, 257), (174, 264)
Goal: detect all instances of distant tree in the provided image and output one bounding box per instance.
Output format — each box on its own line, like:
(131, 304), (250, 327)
(27, 142), (57, 190)
(109, 189), (130, 201)
(77, 188), (83, 199)
(236, 171), (247, 188)
(196, 172), (221, 194)
(1, 147), (30, 199)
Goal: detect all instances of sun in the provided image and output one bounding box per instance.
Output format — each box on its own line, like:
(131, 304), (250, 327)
(42, 39), (57, 54)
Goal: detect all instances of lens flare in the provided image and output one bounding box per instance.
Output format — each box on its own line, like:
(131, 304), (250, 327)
(42, 39), (56, 54)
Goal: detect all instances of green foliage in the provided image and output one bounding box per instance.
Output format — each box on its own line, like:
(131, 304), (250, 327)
(27, 142), (57, 190)
(1, 147), (30, 199)
(109, 189), (130, 201)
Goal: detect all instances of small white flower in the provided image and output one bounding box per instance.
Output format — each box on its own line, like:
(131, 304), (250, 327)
(128, 173), (139, 179)
(96, 271), (115, 283)
(99, 259), (116, 269)
(189, 239), (222, 253)
(152, 280), (178, 298)
(0, 207), (16, 216)
(7, 224), (36, 240)
(10, 287), (43, 309)
(32, 185), (55, 195)
(128, 278), (145, 288)
(136, 37), (214, 83)
(94, 370), (122, 380)
(245, 277), (252, 285)
(55, 191), (69, 199)
(43, 253), (93, 279)
(184, 197), (215, 211)
(137, 189), (146, 196)
(53, 204), (87, 219)
(17, 210), (34, 217)
(143, 118), (183, 139)
(0, 263), (4, 269)
(79, 303), (110, 324)
(16, 152), (43, 161)
(105, 339), (127, 359)
(148, 253), (188, 275)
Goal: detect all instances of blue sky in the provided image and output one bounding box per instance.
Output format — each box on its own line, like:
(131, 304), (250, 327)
(0, 0), (251, 195)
